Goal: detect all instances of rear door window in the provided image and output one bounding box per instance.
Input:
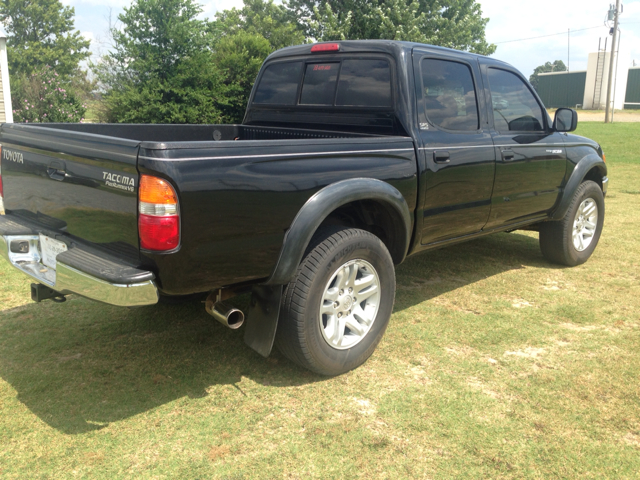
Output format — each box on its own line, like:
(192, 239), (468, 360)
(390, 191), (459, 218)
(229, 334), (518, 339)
(253, 62), (303, 105)
(421, 58), (480, 131)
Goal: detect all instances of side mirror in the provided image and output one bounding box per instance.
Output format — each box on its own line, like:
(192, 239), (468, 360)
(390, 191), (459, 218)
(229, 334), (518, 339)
(553, 108), (578, 132)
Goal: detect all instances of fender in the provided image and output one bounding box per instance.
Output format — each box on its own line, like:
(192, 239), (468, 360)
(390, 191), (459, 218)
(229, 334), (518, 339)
(264, 178), (412, 286)
(551, 154), (607, 221)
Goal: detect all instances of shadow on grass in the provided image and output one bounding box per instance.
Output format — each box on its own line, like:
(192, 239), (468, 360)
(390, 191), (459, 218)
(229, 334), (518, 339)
(0, 231), (552, 434)
(394, 231), (556, 311)
(0, 296), (324, 434)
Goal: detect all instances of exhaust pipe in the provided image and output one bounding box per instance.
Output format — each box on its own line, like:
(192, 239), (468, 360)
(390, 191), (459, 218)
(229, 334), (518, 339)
(205, 292), (245, 329)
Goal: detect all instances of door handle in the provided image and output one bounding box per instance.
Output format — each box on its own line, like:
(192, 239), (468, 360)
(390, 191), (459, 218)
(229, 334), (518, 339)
(433, 150), (450, 164)
(502, 149), (515, 162)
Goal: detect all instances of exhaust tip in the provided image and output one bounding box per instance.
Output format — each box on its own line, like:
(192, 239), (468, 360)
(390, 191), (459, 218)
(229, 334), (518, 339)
(224, 308), (245, 329)
(205, 295), (245, 329)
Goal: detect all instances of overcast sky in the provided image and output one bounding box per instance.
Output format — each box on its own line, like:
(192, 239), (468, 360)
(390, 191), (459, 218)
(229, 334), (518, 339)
(64, 0), (640, 77)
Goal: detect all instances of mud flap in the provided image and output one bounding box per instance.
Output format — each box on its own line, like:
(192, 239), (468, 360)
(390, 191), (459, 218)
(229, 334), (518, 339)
(244, 285), (283, 357)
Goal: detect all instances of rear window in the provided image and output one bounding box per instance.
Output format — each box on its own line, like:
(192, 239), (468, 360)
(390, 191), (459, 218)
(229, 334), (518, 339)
(301, 63), (339, 105)
(253, 62), (303, 105)
(336, 59), (391, 107)
(254, 58), (393, 108)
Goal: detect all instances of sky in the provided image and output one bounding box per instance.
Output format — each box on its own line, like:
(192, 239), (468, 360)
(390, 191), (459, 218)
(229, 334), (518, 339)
(62, 0), (640, 77)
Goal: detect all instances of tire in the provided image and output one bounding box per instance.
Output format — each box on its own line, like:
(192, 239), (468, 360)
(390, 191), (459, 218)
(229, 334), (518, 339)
(539, 180), (604, 266)
(275, 226), (396, 376)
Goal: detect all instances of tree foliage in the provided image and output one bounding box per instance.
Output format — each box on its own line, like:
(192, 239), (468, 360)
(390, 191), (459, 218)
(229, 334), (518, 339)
(210, 0), (305, 122)
(211, 32), (272, 123)
(287, 0), (496, 55)
(529, 60), (567, 90)
(0, 0), (91, 78)
(95, 0), (226, 123)
(94, 0), (497, 124)
(12, 66), (86, 123)
(212, 0), (305, 51)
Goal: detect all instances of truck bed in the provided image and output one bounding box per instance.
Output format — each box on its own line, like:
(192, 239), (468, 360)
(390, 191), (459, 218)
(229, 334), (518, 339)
(0, 123), (417, 295)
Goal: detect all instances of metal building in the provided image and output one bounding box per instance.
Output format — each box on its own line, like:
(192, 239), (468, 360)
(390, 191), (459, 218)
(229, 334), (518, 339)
(535, 66), (640, 110)
(625, 67), (640, 109)
(537, 71), (587, 108)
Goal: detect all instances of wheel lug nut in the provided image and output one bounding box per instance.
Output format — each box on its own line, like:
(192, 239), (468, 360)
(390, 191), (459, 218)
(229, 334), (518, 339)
(337, 312), (342, 318)
(334, 301), (339, 308)
(339, 289), (344, 295)
(348, 287), (353, 293)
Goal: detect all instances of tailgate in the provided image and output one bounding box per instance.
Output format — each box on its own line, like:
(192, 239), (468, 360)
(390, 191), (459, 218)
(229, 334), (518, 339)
(0, 124), (140, 262)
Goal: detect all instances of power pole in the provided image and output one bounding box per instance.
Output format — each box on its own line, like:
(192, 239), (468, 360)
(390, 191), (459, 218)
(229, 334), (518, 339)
(604, 0), (621, 123)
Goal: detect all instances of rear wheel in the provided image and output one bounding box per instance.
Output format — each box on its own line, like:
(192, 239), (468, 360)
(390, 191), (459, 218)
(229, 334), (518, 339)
(539, 180), (604, 266)
(275, 227), (396, 376)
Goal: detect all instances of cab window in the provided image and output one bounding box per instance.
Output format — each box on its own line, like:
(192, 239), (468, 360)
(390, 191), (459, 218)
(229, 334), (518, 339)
(487, 68), (545, 132)
(421, 58), (480, 131)
(253, 62), (303, 105)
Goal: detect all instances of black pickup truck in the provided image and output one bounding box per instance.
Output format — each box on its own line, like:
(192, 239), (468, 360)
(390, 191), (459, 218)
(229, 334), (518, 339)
(0, 41), (608, 375)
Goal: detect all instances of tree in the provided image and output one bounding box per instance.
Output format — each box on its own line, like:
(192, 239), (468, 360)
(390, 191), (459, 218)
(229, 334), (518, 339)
(287, 0), (496, 55)
(12, 66), (86, 123)
(211, 32), (273, 123)
(210, 0), (305, 122)
(212, 0), (305, 51)
(0, 0), (91, 78)
(529, 60), (567, 91)
(95, 0), (227, 123)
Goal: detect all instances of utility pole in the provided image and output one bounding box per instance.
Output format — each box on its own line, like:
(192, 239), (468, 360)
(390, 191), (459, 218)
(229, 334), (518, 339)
(604, 0), (621, 123)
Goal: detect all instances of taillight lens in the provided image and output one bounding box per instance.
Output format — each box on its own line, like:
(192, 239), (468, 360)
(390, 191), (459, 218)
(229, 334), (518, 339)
(138, 174), (179, 251)
(311, 43), (340, 53)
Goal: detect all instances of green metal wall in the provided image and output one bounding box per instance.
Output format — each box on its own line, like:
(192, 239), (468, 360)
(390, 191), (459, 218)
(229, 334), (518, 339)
(536, 72), (587, 108)
(625, 68), (640, 109)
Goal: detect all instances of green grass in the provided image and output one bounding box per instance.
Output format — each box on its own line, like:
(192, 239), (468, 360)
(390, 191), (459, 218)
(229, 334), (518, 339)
(1, 124), (640, 478)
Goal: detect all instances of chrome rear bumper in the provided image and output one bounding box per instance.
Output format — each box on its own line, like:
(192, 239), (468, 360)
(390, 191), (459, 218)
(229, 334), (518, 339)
(0, 234), (158, 307)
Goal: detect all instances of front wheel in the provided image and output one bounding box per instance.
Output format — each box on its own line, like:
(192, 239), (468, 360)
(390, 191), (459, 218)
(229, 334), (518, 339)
(275, 227), (396, 376)
(539, 180), (605, 266)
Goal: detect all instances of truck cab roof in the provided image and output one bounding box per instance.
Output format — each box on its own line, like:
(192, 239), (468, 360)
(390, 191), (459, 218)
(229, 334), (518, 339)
(245, 40), (517, 136)
(267, 40), (513, 69)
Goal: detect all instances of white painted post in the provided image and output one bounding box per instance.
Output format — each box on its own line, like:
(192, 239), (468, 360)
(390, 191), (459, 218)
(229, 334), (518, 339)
(0, 36), (13, 123)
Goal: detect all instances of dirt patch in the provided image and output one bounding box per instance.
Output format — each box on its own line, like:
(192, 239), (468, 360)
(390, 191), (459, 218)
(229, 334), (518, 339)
(559, 323), (599, 332)
(511, 299), (534, 309)
(351, 397), (377, 416)
(467, 377), (501, 399)
(623, 432), (640, 447)
(578, 111), (640, 123)
(208, 445), (231, 461)
(504, 347), (546, 359)
(547, 108), (640, 123)
(444, 345), (475, 357)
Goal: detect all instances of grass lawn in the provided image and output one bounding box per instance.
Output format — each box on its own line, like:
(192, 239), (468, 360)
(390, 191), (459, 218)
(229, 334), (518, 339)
(1, 123), (639, 478)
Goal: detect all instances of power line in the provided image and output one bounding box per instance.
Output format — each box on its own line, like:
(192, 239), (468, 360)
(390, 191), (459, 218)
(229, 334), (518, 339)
(494, 25), (603, 45)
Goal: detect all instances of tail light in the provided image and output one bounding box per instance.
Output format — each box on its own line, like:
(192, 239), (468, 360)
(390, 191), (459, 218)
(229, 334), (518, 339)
(138, 174), (179, 251)
(311, 43), (340, 53)
(0, 145), (4, 215)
